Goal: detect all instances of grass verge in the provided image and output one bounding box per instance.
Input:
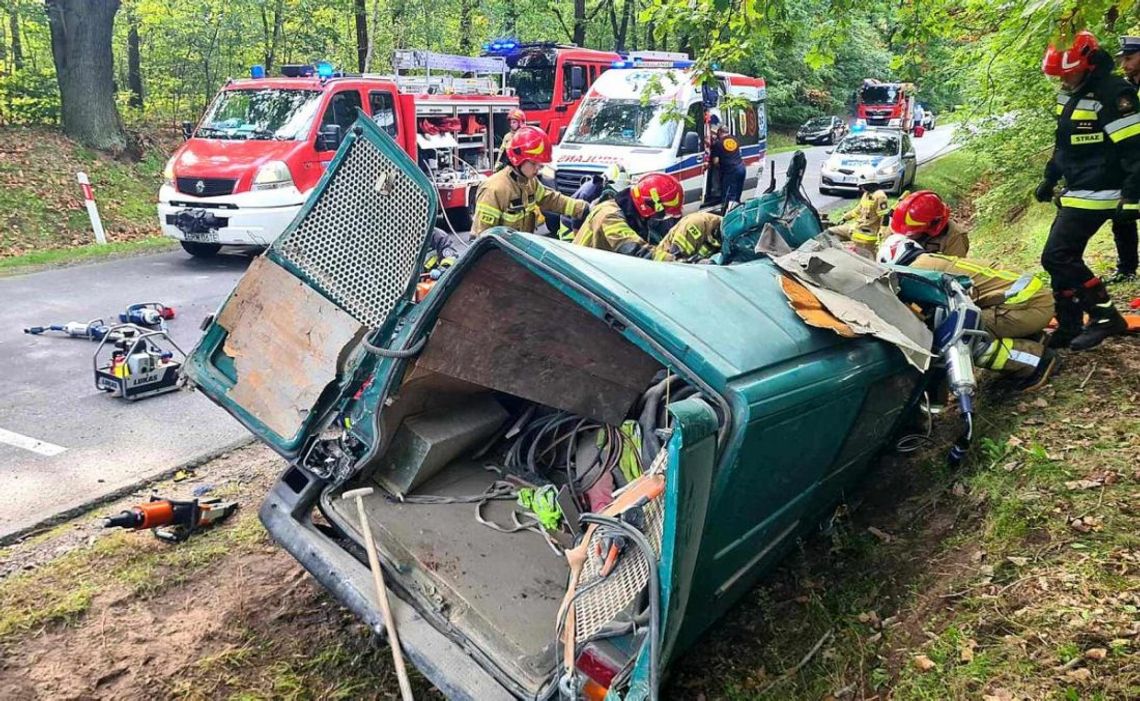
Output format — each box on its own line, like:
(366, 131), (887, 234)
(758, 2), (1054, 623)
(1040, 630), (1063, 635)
(0, 236), (177, 275)
(768, 130), (800, 154)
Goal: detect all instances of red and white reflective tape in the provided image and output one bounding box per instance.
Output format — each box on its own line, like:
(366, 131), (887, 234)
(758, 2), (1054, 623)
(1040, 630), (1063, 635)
(76, 172), (107, 245)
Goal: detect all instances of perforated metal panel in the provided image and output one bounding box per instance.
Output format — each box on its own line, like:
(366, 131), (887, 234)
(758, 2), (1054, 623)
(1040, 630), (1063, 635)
(273, 133), (433, 327)
(573, 498), (664, 644)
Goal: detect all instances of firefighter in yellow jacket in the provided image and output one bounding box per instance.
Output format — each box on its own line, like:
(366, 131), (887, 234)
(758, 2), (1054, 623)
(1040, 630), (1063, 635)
(879, 234), (1059, 392)
(889, 190), (971, 257)
(494, 107), (527, 171)
(472, 125), (587, 238)
(574, 172), (684, 259)
(824, 178), (891, 255)
(654, 211), (723, 261)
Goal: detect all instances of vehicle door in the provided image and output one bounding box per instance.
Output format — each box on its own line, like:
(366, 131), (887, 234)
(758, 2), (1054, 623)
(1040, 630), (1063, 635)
(901, 133), (917, 183)
(312, 88), (364, 171)
(182, 116), (439, 457)
(367, 88), (401, 143)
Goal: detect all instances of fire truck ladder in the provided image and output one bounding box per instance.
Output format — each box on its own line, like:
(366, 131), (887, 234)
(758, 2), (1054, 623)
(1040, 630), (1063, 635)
(391, 50), (511, 96)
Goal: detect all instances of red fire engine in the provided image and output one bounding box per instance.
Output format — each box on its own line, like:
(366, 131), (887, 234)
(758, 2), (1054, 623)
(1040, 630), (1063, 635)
(159, 52), (517, 256)
(482, 40), (622, 142)
(855, 79), (916, 132)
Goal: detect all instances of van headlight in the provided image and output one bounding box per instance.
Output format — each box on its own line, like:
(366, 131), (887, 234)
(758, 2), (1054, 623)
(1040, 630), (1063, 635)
(252, 161), (294, 191)
(163, 157), (176, 188)
(877, 162), (900, 177)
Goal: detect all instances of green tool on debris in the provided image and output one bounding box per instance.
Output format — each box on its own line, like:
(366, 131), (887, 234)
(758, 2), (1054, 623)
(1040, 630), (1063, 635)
(517, 485), (563, 531)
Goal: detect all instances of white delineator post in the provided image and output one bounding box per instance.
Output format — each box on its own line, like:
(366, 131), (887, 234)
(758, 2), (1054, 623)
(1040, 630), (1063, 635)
(76, 172), (107, 245)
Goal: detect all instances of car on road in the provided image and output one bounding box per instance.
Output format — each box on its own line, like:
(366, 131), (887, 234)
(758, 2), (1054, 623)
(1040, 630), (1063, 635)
(796, 115), (847, 145)
(183, 117), (978, 700)
(819, 127), (917, 197)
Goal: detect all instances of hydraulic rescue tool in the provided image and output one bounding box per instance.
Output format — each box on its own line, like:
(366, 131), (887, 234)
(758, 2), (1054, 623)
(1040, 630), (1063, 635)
(93, 324), (186, 400)
(932, 277), (986, 466)
(104, 496), (238, 542)
(23, 318), (113, 341)
(119, 302), (176, 328)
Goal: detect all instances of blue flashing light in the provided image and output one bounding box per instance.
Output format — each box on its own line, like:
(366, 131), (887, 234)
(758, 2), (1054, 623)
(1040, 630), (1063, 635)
(250, 64), (266, 79)
(315, 61), (335, 79)
(484, 38), (520, 56)
(671, 60), (694, 69)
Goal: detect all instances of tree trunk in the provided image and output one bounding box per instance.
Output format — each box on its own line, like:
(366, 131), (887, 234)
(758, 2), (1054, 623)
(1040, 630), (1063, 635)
(45, 0), (128, 154)
(608, 0), (631, 52)
(269, 0), (284, 72)
(9, 8), (22, 70)
(572, 0), (586, 45)
(646, 20), (656, 51)
(457, 0), (474, 55)
(354, 0), (367, 73)
(127, 15), (142, 109)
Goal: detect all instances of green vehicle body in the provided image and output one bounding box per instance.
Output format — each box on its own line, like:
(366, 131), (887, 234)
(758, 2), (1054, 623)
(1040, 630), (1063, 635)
(183, 115), (936, 699)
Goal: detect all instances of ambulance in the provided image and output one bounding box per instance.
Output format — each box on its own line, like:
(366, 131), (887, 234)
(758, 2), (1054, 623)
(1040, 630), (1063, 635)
(158, 52), (517, 257)
(547, 55), (767, 213)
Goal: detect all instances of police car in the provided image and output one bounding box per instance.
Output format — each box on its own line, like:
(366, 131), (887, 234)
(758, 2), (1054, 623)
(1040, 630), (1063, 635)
(819, 127), (917, 197)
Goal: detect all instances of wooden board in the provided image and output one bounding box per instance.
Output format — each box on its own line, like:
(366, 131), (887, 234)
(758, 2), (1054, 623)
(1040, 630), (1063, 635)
(415, 250), (661, 425)
(217, 256), (364, 439)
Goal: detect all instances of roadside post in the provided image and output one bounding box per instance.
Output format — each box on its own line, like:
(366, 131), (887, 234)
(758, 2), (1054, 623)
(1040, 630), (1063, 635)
(76, 172), (108, 245)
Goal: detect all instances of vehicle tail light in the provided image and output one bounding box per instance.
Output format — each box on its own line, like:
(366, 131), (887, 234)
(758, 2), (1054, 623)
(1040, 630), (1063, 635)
(575, 641), (625, 698)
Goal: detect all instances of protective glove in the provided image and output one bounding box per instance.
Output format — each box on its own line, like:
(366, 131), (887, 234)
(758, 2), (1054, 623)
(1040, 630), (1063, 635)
(1034, 180), (1057, 204)
(1117, 201), (1140, 222)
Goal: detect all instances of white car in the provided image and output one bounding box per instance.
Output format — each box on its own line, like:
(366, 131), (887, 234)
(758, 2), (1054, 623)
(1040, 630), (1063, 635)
(819, 128), (917, 197)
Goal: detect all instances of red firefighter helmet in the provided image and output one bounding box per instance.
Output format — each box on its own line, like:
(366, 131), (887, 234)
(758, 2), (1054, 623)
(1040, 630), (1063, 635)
(1043, 30), (1100, 78)
(508, 107), (527, 126)
(505, 125), (552, 167)
(630, 173), (685, 218)
(891, 190), (951, 239)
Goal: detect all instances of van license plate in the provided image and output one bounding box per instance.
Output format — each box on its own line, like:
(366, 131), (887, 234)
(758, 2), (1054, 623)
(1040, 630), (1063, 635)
(184, 230), (220, 243)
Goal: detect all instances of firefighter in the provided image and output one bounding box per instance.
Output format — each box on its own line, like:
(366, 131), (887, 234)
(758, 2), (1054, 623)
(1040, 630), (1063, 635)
(889, 190), (970, 257)
(654, 211), (723, 262)
(1108, 35), (1140, 283)
(711, 123), (746, 214)
(1036, 30), (1139, 350)
(472, 126), (588, 238)
(824, 178), (891, 256)
(574, 172), (683, 259)
(559, 163), (631, 240)
(495, 107), (527, 171)
(879, 234), (1060, 392)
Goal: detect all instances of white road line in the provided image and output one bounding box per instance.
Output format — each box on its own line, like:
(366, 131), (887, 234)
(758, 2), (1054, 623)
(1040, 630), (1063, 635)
(0, 427), (67, 457)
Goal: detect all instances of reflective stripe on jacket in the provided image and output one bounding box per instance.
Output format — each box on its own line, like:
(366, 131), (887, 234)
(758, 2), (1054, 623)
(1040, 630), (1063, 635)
(472, 167), (586, 237)
(573, 198), (659, 259)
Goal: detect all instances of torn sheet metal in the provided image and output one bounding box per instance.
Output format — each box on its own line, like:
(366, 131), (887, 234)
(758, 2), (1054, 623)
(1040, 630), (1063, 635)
(760, 235), (934, 370)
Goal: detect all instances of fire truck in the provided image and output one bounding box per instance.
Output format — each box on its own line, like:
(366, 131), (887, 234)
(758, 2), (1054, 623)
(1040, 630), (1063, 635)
(855, 79), (916, 132)
(158, 51), (517, 256)
(482, 40), (622, 142)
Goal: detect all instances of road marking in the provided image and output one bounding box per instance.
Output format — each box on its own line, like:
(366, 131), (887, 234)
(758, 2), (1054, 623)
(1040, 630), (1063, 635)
(0, 427), (67, 457)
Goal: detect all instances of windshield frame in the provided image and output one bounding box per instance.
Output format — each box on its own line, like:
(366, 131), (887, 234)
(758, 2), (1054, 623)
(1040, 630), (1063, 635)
(563, 96), (681, 150)
(835, 133), (900, 157)
(507, 66), (556, 111)
(859, 85), (900, 105)
(197, 87), (324, 141)
(803, 117), (832, 130)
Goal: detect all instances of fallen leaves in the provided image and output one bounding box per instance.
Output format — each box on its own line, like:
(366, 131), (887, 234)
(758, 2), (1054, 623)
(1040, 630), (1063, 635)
(959, 638), (977, 662)
(867, 526), (894, 543)
(912, 654), (936, 672)
(1084, 647), (1107, 660)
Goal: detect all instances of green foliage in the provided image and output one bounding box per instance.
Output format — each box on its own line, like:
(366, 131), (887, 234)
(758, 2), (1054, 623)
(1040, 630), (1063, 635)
(0, 66), (58, 124)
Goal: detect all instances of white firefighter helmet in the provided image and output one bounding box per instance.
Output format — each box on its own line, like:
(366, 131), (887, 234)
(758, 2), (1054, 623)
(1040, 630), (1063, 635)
(878, 233), (924, 266)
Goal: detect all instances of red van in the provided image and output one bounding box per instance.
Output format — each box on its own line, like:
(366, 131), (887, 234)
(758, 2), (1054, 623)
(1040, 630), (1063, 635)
(159, 54), (518, 256)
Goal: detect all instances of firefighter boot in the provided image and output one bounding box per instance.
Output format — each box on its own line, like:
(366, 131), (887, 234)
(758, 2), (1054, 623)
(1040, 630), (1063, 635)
(1071, 281), (1128, 351)
(1015, 348), (1060, 392)
(1048, 291), (1084, 349)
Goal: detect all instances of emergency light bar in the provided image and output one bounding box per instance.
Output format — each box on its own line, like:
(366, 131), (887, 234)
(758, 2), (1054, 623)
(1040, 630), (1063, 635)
(394, 50), (507, 75)
(482, 38), (520, 55)
(626, 50), (690, 62)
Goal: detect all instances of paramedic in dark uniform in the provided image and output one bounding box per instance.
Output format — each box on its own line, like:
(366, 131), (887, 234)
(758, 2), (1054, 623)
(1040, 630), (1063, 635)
(710, 123), (746, 214)
(1108, 35), (1140, 282)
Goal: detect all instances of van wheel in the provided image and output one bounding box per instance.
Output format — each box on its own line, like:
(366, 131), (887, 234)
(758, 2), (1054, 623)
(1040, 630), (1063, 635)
(180, 241), (222, 257)
(445, 204), (474, 233)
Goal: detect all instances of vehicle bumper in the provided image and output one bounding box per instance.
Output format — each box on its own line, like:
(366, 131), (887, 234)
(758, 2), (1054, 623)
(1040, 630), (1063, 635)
(820, 173), (902, 193)
(259, 465), (516, 701)
(158, 184), (305, 247)
(797, 133), (831, 144)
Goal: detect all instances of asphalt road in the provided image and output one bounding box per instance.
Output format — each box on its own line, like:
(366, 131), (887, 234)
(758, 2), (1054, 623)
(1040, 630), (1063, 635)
(0, 253), (253, 540)
(0, 125), (956, 541)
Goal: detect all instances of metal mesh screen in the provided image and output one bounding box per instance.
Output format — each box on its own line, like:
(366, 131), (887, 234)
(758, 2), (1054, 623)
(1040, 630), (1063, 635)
(573, 497), (665, 644)
(273, 134), (433, 327)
